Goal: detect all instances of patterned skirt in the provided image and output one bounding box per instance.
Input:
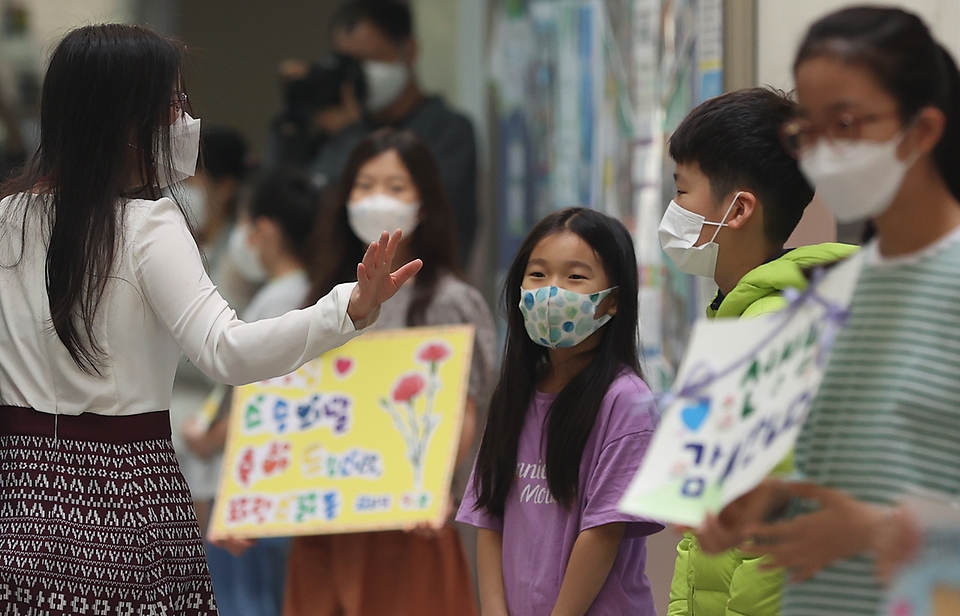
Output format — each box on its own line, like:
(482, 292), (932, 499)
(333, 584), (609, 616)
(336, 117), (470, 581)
(0, 406), (217, 615)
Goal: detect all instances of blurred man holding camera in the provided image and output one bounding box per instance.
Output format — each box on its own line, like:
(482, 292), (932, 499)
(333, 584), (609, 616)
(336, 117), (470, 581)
(267, 0), (477, 265)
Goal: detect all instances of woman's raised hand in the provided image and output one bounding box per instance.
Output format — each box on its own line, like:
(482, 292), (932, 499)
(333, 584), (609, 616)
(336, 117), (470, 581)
(347, 229), (423, 326)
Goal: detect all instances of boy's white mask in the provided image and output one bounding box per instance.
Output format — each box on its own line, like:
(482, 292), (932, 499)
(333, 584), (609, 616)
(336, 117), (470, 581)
(658, 192), (741, 278)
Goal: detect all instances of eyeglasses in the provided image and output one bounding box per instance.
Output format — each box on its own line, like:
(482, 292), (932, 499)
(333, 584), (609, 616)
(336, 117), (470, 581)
(170, 93), (189, 116)
(779, 109), (901, 158)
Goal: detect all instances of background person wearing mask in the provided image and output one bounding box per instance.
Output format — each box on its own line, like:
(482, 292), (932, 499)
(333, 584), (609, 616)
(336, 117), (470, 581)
(182, 126), (259, 309)
(266, 0), (478, 267)
(281, 128), (496, 616)
(174, 125), (259, 536)
(194, 168), (321, 616)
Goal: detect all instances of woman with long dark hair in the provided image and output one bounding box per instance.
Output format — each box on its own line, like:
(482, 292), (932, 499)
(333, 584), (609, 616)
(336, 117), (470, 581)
(0, 25), (418, 615)
(693, 7), (960, 616)
(282, 128), (497, 616)
(457, 208), (662, 616)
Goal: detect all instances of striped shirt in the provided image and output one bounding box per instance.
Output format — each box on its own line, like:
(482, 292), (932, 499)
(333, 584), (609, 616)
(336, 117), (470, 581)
(784, 227), (960, 616)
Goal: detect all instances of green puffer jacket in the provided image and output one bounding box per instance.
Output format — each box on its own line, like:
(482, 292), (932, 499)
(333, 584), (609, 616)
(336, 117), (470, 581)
(667, 242), (858, 616)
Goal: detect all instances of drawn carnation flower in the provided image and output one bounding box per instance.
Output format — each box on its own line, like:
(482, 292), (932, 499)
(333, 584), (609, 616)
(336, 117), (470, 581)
(418, 342), (451, 363)
(392, 373), (426, 403)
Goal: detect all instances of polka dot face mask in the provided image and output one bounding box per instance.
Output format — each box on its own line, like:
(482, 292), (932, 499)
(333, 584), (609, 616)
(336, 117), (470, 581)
(519, 286), (617, 349)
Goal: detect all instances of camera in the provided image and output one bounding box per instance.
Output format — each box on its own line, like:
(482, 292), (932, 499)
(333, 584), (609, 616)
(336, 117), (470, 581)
(282, 53), (367, 131)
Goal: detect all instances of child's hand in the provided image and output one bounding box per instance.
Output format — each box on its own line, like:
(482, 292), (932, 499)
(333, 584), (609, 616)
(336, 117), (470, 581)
(210, 535), (258, 557)
(874, 504), (923, 585)
(181, 414), (228, 460)
(695, 479), (788, 554)
(181, 415), (213, 459)
(406, 494), (455, 539)
(408, 522), (442, 539)
(741, 483), (887, 582)
(346, 230), (422, 327)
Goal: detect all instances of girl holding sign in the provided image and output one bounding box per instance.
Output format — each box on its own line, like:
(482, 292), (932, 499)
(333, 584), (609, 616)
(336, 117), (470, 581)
(458, 208), (663, 616)
(282, 128), (497, 616)
(694, 7), (960, 616)
(0, 24), (419, 615)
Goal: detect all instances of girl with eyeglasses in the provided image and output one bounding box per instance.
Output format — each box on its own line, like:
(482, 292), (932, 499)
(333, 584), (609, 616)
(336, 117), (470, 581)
(693, 7), (960, 616)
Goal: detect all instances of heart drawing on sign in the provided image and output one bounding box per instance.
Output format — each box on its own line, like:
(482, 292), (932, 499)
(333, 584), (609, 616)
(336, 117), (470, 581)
(680, 399), (711, 432)
(333, 357), (354, 379)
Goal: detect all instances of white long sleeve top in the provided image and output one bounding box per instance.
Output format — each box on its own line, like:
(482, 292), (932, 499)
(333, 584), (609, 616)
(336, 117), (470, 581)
(0, 194), (369, 416)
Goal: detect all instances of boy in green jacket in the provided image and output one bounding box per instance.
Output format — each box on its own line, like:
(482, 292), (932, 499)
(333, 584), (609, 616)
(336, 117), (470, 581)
(658, 88), (856, 616)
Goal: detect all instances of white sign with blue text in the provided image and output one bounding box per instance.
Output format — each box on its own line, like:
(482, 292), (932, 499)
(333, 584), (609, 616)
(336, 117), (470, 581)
(619, 253), (863, 526)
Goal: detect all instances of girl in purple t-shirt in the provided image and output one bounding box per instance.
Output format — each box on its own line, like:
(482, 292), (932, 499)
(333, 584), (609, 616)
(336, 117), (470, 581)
(457, 208), (663, 616)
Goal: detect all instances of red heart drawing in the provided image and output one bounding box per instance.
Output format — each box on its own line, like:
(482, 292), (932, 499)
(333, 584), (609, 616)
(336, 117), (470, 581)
(333, 357), (354, 379)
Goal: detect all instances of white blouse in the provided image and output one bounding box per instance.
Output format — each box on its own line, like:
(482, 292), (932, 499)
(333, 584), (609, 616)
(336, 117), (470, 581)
(0, 195), (369, 416)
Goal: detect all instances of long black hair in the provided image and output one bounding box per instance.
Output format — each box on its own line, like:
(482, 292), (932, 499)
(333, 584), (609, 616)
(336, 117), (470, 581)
(473, 208), (642, 516)
(248, 168), (319, 265)
(795, 6), (960, 202)
(0, 24), (188, 373)
(305, 128), (460, 324)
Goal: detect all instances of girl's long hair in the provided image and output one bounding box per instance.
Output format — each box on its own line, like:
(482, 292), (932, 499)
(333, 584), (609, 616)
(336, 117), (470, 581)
(473, 208), (642, 517)
(0, 24), (188, 373)
(795, 6), (960, 202)
(305, 128), (461, 323)
(248, 168), (320, 265)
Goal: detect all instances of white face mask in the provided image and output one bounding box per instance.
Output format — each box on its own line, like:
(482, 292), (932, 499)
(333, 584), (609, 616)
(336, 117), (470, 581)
(158, 112), (201, 188)
(180, 183), (209, 229)
(348, 193), (420, 245)
(799, 134), (917, 223)
(658, 192), (740, 278)
(228, 223), (267, 283)
(363, 61), (409, 113)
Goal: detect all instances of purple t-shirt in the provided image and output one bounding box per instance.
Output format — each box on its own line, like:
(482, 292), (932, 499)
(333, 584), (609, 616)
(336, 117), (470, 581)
(457, 371), (663, 616)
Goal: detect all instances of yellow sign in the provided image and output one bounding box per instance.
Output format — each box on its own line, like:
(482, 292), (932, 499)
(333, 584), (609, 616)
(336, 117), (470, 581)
(209, 325), (475, 539)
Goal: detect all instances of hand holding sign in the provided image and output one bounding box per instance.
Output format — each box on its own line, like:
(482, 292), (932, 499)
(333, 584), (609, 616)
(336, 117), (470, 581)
(619, 254), (863, 526)
(742, 482), (887, 582)
(694, 478), (791, 555)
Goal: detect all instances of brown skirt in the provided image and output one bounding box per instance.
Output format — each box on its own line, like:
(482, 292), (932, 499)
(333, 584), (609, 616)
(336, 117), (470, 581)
(0, 406), (217, 615)
(283, 526), (478, 616)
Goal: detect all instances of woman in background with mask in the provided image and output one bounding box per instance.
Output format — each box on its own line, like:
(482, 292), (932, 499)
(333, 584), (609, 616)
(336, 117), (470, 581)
(0, 25), (419, 615)
(182, 126), (258, 309)
(282, 128), (497, 616)
(692, 8), (960, 616)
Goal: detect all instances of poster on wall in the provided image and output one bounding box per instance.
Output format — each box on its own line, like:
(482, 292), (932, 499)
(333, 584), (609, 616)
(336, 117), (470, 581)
(208, 326), (475, 539)
(619, 255), (862, 526)
(488, 0), (724, 388)
(491, 0), (639, 273)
